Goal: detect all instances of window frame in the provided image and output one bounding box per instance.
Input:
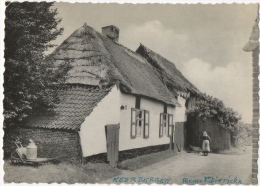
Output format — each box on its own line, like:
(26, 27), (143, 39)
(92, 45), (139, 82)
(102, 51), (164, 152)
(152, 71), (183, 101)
(131, 108), (150, 139)
(136, 110), (144, 137)
(159, 113), (174, 138)
(168, 114), (173, 137)
(130, 108), (137, 139)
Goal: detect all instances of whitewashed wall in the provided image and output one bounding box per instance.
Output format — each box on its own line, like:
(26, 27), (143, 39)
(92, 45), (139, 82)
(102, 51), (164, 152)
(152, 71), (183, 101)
(119, 95), (175, 151)
(175, 96), (187, 122)
(80, 86), (120, 157)
(80, 87), (187, 157)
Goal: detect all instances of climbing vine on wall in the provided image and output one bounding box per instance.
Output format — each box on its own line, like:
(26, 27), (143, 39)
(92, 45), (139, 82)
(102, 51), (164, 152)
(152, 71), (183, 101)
(186, 94), (241, 130)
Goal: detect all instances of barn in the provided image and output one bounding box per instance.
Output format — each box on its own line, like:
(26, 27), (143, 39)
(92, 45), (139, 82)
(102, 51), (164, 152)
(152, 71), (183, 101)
(4, 24), (201, 164)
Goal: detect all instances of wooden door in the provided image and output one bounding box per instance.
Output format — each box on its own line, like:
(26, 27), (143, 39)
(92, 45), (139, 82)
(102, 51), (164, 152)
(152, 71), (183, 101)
(169, 124), (175, 150)
(174, 122), (185, 152)
(105, 124), (119, 167)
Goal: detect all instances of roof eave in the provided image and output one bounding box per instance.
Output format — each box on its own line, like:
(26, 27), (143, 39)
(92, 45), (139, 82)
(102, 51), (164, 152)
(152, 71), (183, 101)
(243, 41), (259, 52)
(119, 84), (181, 107)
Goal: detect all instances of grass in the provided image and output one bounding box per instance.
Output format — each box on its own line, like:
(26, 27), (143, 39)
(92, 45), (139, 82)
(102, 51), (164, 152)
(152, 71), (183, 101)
(4, 149), (178, 183)
(118, 149), (177, 171)
(4, 161), (121, 183)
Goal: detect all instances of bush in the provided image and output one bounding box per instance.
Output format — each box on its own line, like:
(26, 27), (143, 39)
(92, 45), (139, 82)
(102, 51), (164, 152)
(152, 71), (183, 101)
(187, 94), (241, 131)
(231, 122), (252, 147)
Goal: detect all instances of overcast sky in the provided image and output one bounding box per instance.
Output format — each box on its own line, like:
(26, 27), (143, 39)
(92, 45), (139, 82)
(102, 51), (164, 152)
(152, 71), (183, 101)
(49, 3), (258, 123)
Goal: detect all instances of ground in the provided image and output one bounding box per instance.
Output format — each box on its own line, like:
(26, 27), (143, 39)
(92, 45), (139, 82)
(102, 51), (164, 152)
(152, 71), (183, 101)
(4, 161), (121, 183)
(102, 146), (252, 185)
(4, 146), (252, 184)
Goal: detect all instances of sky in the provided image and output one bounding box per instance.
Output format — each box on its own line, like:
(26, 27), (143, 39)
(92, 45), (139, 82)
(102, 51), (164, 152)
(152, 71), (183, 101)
(48, 3), (258, 123)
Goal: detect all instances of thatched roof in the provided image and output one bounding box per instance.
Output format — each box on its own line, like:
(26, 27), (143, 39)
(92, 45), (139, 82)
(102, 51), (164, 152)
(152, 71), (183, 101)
(49, 23), (181, 106)
(23, 24), (203, 130)
(136, 44), (201, 96)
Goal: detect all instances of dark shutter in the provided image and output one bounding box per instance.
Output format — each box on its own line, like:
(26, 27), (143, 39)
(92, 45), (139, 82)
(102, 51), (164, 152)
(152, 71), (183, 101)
(159, 113), (163, 138)
(168, 114), (173, 137)
(131, 108), (137, 139)
(144, 110), (150, 139)
(163, 113), (168, 135)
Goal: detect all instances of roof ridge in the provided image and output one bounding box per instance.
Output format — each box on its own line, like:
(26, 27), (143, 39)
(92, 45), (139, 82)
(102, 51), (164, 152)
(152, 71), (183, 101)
(136, 44), (201, 95)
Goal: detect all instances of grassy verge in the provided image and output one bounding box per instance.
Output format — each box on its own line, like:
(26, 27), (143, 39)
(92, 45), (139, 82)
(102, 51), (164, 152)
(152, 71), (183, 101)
(118, 149), (177, 171)
(4, 161), (121, 183)
(4, 150), (178, 183)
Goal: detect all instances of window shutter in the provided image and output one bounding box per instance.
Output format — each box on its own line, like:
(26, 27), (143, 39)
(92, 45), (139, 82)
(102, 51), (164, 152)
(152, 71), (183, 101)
(159, 113), (163, 138)
(131, 108), (137, 139)
(168, 114), (173, 137)
(163, 113), (168, 135)
(144, 110), (150, 139)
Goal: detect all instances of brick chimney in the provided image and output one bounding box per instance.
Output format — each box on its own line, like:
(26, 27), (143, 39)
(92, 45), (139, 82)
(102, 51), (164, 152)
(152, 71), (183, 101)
(102, 25), (119, 42)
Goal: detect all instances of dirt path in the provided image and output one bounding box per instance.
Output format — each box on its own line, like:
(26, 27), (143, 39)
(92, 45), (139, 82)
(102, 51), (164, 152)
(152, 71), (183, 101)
(101, 146), (252, 185)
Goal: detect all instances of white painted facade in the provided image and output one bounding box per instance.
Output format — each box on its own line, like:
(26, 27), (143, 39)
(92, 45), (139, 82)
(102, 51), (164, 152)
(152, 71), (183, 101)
(175, 96), (187, 122)
(80, 85), (187, 157)
(119, 94), (175, 151)
(80, 86), (120, 157)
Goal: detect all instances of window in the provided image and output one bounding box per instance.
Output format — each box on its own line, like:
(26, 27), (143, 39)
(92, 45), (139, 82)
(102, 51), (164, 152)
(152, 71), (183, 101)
(131, 108), (149, 139)
(136, 110), (144, 137)
(159, 113), (173, 137)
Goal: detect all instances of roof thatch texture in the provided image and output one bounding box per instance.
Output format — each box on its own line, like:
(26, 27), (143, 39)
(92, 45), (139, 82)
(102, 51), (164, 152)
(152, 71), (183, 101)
(136, 44), (201, 96)
(49, 24), (181, 106)
(24, 85), (112, 130)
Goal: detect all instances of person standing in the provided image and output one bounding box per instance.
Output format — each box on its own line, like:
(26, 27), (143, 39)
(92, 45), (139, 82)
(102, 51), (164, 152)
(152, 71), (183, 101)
(202, 131), (211, 156)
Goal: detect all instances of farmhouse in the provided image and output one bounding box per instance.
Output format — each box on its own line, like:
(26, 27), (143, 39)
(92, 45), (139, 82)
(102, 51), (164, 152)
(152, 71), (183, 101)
(4, 24), (201, 163)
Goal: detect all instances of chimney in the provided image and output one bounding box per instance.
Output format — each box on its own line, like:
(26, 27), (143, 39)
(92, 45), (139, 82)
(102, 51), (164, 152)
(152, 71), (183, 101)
(102, 25), (119, 42)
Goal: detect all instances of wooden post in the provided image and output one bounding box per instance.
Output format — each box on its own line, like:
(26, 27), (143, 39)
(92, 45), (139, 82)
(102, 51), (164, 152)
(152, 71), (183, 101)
(169, 125), (174, 150)
(77, 132), (84, 164)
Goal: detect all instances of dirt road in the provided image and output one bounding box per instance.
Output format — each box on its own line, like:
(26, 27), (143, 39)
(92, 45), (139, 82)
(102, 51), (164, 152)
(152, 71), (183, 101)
(102, 146), (252, 185)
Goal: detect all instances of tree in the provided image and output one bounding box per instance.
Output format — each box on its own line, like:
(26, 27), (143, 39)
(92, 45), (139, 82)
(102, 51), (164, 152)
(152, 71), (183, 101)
(231, 122), (252, 147)
(4, 2), (64, 127)
(186, 94), (241, 130)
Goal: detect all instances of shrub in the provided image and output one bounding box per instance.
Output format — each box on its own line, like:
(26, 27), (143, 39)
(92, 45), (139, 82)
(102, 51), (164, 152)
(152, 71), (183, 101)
(231, 122), (252, 147)
(186, 94), (241, 131)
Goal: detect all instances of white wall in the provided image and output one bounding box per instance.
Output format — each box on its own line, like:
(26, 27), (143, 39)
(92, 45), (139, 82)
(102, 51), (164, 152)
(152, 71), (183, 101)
(79, 86), (120, 157)
(79, 88), (187, 157)
(119, 94), (175, 151)
(175, 96), (187, 122)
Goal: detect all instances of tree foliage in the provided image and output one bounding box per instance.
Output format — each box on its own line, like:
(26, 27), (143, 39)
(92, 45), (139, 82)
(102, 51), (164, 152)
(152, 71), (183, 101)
(4, 2), (64, 127)
(231, 122), (252, 147)
(186, 94), (241, 130)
